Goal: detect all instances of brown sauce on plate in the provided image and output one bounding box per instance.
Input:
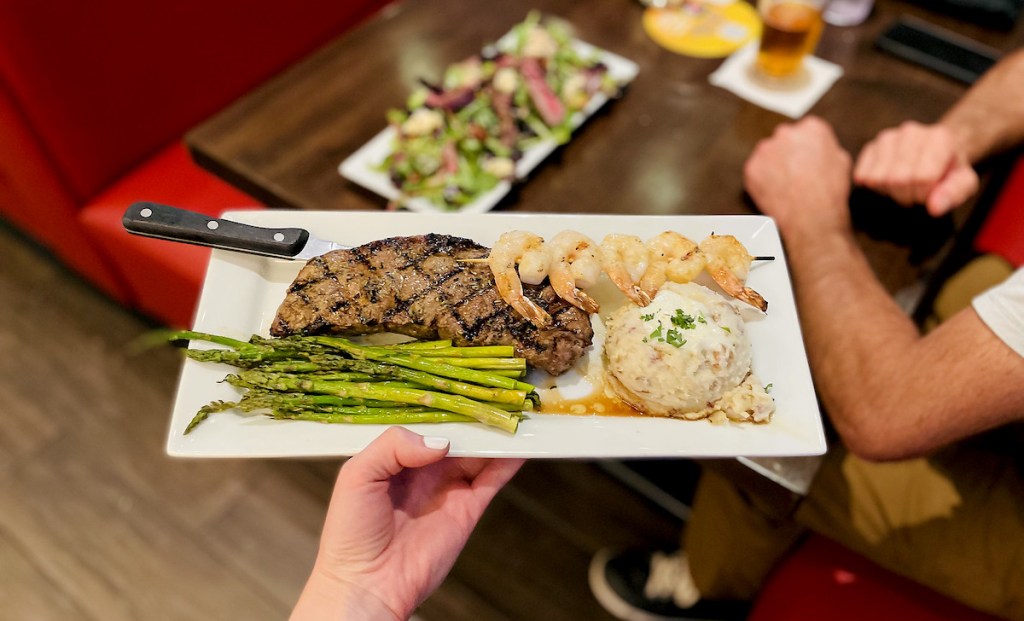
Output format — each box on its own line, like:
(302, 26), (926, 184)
(539, 387), (644, 418)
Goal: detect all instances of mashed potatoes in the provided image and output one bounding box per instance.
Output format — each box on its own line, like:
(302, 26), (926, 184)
(603, 282), (773, 422)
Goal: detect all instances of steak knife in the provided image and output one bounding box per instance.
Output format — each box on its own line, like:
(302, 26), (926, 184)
(122, 202), (347, 260)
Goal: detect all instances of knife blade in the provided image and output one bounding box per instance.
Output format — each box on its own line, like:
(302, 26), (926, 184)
(122, 202), (347, 260)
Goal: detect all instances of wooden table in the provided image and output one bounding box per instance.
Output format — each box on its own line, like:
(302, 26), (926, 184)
(186, 0), (1023, 499)
(187, 0), (1024, 294)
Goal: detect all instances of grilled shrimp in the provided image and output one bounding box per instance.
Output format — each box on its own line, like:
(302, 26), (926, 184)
(699, 234), (768, 312)
(548, 230), (602, 314)
(639, 231), (705, 298)
(600, 234), (651, 306)
(488, 231), (553, 327)
(515, 235), (552, 286)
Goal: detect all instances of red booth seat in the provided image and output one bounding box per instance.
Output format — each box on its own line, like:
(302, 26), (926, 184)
(0, 78), (128, 302)
(78, 143), (261, 327)
(975, 157), (1024, 268)
(750, 535), (1006, 621)
(0, 0), (391, 327)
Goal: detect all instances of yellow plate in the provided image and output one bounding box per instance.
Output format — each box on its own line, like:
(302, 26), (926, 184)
(643, 1), (761, 58)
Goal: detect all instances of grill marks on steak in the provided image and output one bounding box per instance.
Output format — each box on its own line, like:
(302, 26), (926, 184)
(270, 234), (593, 376)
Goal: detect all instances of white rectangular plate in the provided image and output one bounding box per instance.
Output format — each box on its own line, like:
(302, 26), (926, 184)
(338, 39), (640, 214)
(169, 211), (826, 459)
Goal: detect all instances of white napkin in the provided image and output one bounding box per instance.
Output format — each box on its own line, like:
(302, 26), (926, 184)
(709, 43), (843, 118)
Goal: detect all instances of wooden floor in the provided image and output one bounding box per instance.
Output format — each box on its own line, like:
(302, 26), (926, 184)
(0, 222), (689, 620)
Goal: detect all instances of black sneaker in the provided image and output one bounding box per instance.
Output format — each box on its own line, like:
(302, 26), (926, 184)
(588, 548), (750, 621)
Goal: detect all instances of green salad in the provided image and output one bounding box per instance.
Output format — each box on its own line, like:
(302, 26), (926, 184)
(381, 12), (624, 210)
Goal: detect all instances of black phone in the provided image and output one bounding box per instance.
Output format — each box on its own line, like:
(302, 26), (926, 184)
(875, 16), (1001, 84)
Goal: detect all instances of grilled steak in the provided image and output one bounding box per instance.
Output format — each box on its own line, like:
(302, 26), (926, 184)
(270, 234), (593, 376)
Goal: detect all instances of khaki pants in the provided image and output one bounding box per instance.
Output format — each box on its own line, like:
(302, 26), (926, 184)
(685, 432), (1024, 620)
(684, 256), (1024, 620)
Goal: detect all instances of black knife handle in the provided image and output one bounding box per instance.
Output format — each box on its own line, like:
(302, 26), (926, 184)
(122, 202), (309, 257)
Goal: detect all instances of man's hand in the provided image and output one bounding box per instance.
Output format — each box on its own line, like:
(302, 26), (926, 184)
(290, 427), (525, 621)
(853, 120), (979, 217)
(743, 116), (853, 238)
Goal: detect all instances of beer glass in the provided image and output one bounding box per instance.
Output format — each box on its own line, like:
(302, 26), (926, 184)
(755, 0), (826, 79)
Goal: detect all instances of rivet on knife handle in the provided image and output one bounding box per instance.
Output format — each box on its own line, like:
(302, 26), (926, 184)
(122, 201), (310, 257)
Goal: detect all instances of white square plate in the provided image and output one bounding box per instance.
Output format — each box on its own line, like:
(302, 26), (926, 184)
(338, 39), (640, 214)
(168, 210), (826, 459)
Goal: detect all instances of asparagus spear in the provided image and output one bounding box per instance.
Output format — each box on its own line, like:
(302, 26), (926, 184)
(256, 358), (529, 406)
(311, 336), (536, 392)
(237, 370), (520, 433)
(166, 330), (255, 350)
(238, 391), (407, 410)
(185, 348), (301, 366)
(426, 357), (526, 371)
(386, 339), (453, 350)
(185, 400), (477, 433)
(487, 370), (528, 378)
(268, 409), (476, 425)
(175, 332), (538, 434)
(390, 345), (516, 358)
(184, 400), (238, 434)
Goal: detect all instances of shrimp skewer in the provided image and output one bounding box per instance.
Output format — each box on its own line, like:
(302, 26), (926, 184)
(488, 231), (553, 328)
(639, 231), (706, 298)
(637, 232), (767, 311)
(548, 231), (602, 314)
(699, 234), (768, 312)
(484, 229), (769, 320)
(516, 235), (551, 286)
(600, 234), (652, 306)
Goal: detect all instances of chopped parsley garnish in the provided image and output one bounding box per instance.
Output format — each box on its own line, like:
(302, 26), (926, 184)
(765, 383), (773, 393)
(665, 329), (686, 348)
(722, 326), (731, 334)
(670, 309), (696, 330)
(641, 320), (687, 348)
(640, 309), (703, 347)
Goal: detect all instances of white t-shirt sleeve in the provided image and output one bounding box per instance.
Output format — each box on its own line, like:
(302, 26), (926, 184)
(971, 266), (1024, 359)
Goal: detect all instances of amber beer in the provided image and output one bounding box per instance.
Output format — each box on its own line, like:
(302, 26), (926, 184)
(756, 1), (824, 78)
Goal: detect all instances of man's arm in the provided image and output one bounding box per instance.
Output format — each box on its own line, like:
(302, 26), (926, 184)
(854, 48), (1024, 216)
(747, 118), (1024, 461)
(782, 217), (1024, 460)
(942, 47), (1024, 163)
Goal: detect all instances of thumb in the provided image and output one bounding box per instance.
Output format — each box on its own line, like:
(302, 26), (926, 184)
(927, 163), (979, 217)
(343, 427), (450, 484)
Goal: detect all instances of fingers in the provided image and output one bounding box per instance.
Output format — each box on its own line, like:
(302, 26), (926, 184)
(855, 124), (910, 203)
(913, 129), (958, 202)
(853, 129), (886, 185)
(342, 427), (451, 484)
(471, 458), (525, 496)
(767, 116), (846, 157)
(868, 123), (922, 204)
(745, 116), (850, 188)
(443, 457), (525, 515)
(744, 116), (852, 236)
(341, 428), (524, 496)
(767, 115), (831, 144)
(854, 121), (970, 209)
(927, 163), (979, 217)
(796, 115), (838, 141)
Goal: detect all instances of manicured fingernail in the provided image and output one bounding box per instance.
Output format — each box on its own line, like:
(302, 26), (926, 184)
(423, 436), (450, 450)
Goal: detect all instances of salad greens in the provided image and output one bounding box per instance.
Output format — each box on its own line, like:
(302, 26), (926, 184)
(381, 12), (624, 210)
